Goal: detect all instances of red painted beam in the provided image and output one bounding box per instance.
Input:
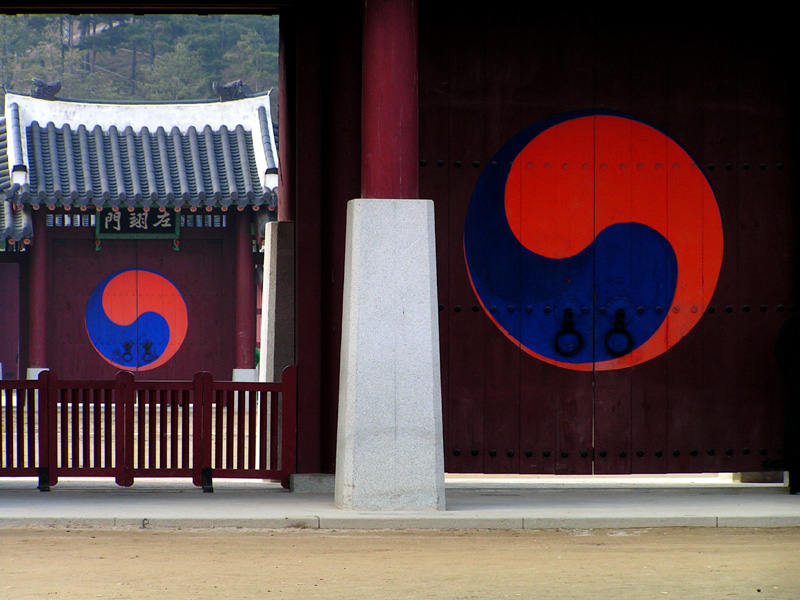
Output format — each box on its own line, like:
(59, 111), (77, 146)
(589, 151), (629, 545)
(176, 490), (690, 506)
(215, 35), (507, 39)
(362, 0), (419, 199)
(28, 210), (47, 370)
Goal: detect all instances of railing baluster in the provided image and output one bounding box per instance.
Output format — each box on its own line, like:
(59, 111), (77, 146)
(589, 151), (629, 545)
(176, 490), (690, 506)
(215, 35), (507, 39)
(182, 389), (190, 469)
(93, 389), (102, 469)
(137, 390), (146, 470)
(27, 389), (36, 468)
(82, 388), (90, 468)
(148, 390), (157, 469)
(16, 387), (25, 468)
(0, 390), (4, 469)
(0, 390), (5, 469)
(237, 391), (246, 470)
(158, 390), (166, 469)
(170, 390), (178, 469)
(259, 389), (268, 471)
(270, 390), (280, 471)
(214, 391), (223, 469)
(60, 389), (67, 469)
(71, 389), (79, 468)
(247, 390), (256, 470)
(63, 390), (69, 468)
(225, 390), (235, 469)
(105, 388), (113, 469)
(5, 388), (13, 468)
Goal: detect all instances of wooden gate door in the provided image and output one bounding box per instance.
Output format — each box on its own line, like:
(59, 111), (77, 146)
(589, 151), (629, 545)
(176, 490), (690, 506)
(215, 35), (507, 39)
(0, 262), (22, 379)
(459, 112), (723, 475)
(48, 226), (235, 380)
(421, 7), (794, 475)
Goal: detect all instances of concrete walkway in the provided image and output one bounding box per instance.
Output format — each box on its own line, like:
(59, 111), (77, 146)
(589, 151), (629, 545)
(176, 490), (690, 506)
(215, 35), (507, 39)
(1, 474), (798, 530)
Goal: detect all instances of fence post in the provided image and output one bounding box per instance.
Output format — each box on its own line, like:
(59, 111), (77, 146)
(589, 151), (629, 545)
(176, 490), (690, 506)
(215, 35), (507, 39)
(280, 365), (297, 488)
(115, 371), (135, 487)
(48, 371), (59, 488)
(202, 372), (214, 493)
(37, 370), (54, 491)
(191, 372), (208, 489)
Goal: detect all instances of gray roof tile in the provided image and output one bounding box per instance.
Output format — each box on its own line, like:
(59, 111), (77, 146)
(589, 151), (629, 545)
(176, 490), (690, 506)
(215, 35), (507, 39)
(21, 121), (271, 209)
(0, 117), (33, 245)
(0, 199), (33, 245)
(2, 92), (279, 214)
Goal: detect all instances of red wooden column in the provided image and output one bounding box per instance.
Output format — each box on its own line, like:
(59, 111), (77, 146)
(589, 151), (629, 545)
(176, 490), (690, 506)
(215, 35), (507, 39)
(28, 209), (47, 376)
(278, 15), (294, 223)
(235, 212), (256, 372)
(281, 8), (324, 473)
(362, 0), (419, 199)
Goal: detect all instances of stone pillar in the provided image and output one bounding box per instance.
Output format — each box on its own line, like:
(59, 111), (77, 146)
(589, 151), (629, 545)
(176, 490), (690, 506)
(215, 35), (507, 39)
(28, 209), (47, 379)
(259, 221), (296, 383)
(334, 198), (444, 511)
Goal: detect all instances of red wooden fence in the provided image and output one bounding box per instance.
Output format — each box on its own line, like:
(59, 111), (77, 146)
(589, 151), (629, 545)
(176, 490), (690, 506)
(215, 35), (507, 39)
(0, 366), (297, 491)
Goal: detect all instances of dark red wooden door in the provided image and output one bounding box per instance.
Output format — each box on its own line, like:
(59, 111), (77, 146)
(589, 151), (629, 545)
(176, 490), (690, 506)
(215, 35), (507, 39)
(420, 7), (795, 474)
(0, 262), (22, 379)
(47, 228), (235, 380)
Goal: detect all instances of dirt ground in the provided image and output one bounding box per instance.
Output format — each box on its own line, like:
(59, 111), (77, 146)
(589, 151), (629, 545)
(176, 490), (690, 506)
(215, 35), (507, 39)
(1, 527), (798, 599)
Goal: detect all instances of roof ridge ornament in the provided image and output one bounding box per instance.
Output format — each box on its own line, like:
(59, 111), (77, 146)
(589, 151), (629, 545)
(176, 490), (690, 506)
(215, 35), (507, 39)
(31, 78), (62, 101)
(212, 79), (251, 102)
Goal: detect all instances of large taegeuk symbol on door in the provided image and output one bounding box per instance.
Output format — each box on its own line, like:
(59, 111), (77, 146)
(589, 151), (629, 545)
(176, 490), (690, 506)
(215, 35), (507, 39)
(85, 268), (188, 371)
(464, 111), (724, 371)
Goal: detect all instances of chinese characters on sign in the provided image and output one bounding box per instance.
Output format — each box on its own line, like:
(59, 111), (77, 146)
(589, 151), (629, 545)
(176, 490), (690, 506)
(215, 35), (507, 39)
(97, 208), (179, 239)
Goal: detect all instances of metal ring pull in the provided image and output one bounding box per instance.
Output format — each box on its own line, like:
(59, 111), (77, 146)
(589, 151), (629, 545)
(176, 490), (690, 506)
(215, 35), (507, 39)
(604, 308), (633, 356)
(555, 308), (584, 357)
(121, 340), (134, 363)
(141, 340), (155, 363)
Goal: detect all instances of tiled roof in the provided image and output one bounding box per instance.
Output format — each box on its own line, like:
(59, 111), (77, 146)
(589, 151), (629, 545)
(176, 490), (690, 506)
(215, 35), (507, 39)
(2, 92), (279, 212)
(1, 199), (33, 245)
(0, 117), (33, 245)
(0, 117), (7, 190)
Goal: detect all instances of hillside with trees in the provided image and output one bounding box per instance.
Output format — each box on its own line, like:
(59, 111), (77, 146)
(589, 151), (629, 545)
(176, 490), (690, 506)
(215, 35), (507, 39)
(0, 14), (279, 109)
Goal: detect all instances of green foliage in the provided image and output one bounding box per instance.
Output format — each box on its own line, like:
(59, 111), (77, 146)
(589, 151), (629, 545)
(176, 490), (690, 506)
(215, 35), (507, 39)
(145, 41), (206, 101)
(223, 30), (279, 93)
(0, 13), (279, 106)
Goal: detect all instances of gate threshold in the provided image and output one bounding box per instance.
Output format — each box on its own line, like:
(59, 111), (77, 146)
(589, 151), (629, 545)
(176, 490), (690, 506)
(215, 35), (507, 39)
(4, 473), (789, 493)
(444, 473), (788, 490)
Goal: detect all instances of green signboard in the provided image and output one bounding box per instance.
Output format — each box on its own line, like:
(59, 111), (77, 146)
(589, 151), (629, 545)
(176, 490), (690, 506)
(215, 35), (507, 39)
(96, 207), (180, 239)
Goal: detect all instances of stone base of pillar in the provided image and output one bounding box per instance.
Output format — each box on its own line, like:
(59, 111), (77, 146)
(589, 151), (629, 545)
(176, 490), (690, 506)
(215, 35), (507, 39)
(290, 473), (335, 493)
(27, 367), (48, 380)
(232, 368), (258, 382)
(334, 199), (445, 511)
(259, 221), (296, 383)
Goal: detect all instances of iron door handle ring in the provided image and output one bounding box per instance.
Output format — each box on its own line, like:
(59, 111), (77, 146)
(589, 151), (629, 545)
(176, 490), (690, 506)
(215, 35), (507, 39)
(141, 340), (155, 363)
(604, 308), (633, 357)
(121, 340), (134, 363)
(555, 308), (584, 357)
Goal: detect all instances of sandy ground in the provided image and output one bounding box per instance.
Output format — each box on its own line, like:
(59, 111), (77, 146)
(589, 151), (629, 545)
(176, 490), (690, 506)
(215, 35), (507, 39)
(1, 527), (798, 599)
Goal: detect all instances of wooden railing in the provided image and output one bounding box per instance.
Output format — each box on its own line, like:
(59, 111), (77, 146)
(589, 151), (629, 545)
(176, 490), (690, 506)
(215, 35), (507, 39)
(0, 366), (297, 491)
